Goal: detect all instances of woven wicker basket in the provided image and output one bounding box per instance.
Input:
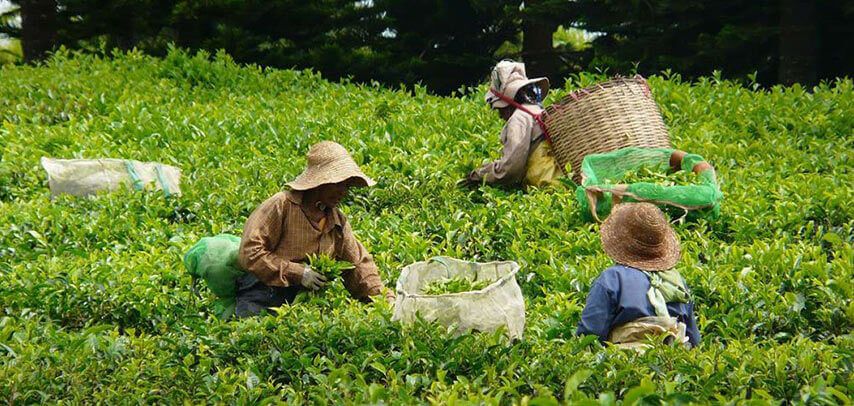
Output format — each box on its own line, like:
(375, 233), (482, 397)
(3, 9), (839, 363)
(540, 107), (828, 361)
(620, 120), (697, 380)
(543, 76), (671, 183)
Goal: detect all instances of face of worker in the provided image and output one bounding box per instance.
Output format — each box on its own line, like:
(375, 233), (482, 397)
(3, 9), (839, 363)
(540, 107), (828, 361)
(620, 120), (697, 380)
(314, 180), (353, 208)
(497, 106), (515, 121)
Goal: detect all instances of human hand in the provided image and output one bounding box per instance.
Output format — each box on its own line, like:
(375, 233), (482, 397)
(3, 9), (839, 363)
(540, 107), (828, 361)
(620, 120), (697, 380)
(300, 265), (328, 291)
(457, 171), (481, 189)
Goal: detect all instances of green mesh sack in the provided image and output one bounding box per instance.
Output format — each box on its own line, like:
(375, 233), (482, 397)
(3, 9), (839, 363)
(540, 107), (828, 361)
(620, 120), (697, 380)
(183, 234), (244, 318)
(575, 147), (723, 222)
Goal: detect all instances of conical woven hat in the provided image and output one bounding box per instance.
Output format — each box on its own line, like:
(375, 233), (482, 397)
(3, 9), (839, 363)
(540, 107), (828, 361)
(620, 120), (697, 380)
(600, 203), (680, 271)
(483, 60), (550, 109)
(287, 141), (376, 191)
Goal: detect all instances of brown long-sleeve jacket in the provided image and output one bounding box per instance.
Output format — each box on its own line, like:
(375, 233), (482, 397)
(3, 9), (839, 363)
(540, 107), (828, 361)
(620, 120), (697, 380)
(237, 190), (390, 301)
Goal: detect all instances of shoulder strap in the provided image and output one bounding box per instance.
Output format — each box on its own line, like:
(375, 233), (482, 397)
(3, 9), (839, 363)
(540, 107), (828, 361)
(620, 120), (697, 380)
(489, 88), (551, 143)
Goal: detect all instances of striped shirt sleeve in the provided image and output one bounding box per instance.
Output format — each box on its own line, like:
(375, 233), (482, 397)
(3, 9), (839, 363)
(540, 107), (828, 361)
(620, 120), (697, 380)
(238, 193), (305, 287)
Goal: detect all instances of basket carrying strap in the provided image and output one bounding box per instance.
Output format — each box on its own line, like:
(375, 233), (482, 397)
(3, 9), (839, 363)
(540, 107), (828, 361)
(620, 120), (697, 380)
(585, 184), (629, 222)
(488, 88), (552, 144)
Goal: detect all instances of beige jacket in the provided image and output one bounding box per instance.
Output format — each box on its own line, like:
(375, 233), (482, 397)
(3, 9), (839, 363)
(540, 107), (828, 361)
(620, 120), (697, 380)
(471, 104), (548, 186)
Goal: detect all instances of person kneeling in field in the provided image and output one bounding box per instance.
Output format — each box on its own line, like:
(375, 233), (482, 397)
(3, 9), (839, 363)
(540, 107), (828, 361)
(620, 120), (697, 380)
(236, 141), (394, 317)
(577, 203), (700, 349)
(461, 61), (564, 189)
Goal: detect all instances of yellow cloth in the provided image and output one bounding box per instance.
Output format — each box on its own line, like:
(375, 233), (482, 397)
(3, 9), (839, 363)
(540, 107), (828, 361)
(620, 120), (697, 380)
(524, 141), (563, 188)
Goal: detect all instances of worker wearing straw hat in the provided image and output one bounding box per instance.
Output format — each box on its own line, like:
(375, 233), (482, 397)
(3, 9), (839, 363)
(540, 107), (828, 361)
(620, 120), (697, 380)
(236, 141), (393, 317)
(461, 60), (563, 189)
(577, 203), (700, 349)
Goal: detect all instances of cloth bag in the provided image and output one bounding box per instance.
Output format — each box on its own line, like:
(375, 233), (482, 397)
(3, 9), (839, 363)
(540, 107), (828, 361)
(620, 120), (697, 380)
(524, 141), (563, 188)
(575, 147), (722, 222)
(183, 234), (244, 319)
(608, 316), (689, 351)
(41, 157), (182, 198)
(391, 257), (526, 339)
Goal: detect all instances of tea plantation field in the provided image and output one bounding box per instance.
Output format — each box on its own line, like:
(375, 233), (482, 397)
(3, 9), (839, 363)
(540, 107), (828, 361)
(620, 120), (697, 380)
(0, 49), (851, 404)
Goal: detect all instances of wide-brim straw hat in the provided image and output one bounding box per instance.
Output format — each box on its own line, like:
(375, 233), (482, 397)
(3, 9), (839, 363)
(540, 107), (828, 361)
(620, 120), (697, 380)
(484, 60), (550, 109)
(600, 203), (681, 271)
(287, 141), (376, 191)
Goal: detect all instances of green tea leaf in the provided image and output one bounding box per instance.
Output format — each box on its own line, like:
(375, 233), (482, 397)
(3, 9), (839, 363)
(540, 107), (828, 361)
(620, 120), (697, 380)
(420, 276), (491, 295)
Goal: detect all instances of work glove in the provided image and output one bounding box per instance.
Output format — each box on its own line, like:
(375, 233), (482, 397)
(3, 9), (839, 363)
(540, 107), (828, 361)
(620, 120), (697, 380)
(300, 265), (327, 291)
(457, 171), (481, 189)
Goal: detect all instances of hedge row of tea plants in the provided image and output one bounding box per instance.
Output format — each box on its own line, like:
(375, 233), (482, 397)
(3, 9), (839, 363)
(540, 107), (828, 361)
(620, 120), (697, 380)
(0, 48), (851, 404)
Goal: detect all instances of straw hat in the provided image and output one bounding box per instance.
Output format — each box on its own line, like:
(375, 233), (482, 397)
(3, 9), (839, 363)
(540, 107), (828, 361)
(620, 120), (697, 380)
(287, 141), (376, 191)
(600, 203), (680, 271)
(483, 60), (550, 109)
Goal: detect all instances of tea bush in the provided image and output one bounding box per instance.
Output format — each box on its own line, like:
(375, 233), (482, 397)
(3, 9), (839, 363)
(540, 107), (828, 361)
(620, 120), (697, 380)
(0, 49), (851, 404)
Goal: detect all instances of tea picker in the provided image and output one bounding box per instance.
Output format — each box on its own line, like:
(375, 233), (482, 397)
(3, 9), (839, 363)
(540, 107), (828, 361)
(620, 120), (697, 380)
(233, 141), (396, 316)
(184, 141), (394, 319)
(576, 203), (700, 350)
(467, 63), (724, 222)
(461, 61), (564, 189)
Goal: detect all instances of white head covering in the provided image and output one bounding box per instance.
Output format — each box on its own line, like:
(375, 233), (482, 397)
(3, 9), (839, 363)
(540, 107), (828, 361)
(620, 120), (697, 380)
(483, 61), (550, 109)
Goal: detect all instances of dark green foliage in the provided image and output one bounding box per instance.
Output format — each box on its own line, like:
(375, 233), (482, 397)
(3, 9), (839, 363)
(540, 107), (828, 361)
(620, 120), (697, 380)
(0, 49), (851, 403)
(5, 1), (851, 90)
(1, 0), (520, 94)
(572, 0), (854, 86)
(368, 0), (519, 94)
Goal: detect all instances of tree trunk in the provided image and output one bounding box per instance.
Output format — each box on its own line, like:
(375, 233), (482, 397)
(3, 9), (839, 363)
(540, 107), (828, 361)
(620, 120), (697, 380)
(521, 0), (559, 82)
(19, 0), (57, 62)
(778, 0), (817, 86)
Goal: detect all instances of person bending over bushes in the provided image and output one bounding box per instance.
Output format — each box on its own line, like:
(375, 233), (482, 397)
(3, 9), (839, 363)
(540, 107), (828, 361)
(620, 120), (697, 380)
(577, 203), (700, 349)
(236, 141), (394, 317)
(461, 61), (564, 189)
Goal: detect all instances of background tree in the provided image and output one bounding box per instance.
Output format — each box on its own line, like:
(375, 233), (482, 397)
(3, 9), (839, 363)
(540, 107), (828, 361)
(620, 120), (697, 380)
(0, 1), (22, 63)
(518, 0), (568, 83)
(1, 0), (850, 90)
(573, 0), (852, 86)
(368, 0), (518, 94)
(778, 0), (817, 85)
(59, 0), (174, 51)
(16, 0), (56, 62)
(166, 0), (373, 76)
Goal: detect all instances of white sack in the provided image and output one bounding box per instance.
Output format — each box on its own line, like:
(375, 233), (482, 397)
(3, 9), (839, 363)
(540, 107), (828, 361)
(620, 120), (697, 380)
(41, 157), (182, 198)
(392, 256), (526, 340)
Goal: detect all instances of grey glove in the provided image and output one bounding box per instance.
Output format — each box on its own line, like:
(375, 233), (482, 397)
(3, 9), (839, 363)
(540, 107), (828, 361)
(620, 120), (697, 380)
(300, 265), (327, 291)
(457, 171), (481, 189)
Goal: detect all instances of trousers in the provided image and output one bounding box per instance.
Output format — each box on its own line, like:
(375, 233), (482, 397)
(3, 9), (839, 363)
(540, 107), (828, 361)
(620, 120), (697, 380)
(235, 272), (302, 318)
